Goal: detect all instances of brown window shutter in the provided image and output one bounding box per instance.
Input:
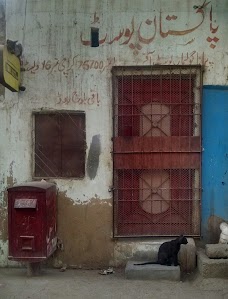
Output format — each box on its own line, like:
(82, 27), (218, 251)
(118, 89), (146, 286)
(35, 114), (61, 177)
(60, 113), (86, 178)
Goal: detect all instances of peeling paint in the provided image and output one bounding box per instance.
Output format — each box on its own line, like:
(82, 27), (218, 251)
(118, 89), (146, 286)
(0, 241), (21, 267)
(0, 161), (18, 250)
(0, 1), (5, 98)
(0, 1), (5, 44)
(0, 205), (7, 242)
(49, 191), (114, 268)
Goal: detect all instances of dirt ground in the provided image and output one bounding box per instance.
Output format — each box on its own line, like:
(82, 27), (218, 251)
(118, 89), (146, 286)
(0, 267), (228, 299)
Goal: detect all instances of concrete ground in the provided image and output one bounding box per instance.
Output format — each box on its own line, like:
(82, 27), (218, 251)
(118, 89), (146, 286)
(1, 268), (228, 299)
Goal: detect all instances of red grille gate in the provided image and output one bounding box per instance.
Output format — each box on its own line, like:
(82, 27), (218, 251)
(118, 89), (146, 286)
(112, 66), (202, 237)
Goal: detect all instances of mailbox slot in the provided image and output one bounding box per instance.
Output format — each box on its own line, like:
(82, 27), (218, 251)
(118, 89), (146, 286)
(14, 198), (37, 209)
(20, 236), (35, 251)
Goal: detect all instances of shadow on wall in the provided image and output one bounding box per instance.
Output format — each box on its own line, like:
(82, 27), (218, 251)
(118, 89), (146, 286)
(86, 135), (101, 179)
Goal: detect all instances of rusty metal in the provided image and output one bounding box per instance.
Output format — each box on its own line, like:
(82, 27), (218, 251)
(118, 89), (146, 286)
(112, 65), (202, 237)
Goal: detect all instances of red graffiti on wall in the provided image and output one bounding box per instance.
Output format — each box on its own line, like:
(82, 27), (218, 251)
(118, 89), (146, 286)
(80, 1), (219, 55)
(57, 90), (100, 106)
(21, 57), (116, 76)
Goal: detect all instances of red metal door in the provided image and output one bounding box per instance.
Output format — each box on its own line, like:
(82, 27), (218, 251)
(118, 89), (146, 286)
(113, 66), (202, 237)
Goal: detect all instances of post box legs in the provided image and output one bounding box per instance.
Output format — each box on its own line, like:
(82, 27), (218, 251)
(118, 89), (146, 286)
(27, 262), (41, 276)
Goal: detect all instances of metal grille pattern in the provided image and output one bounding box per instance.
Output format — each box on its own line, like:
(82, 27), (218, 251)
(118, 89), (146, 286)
(113, 66), (202, 237)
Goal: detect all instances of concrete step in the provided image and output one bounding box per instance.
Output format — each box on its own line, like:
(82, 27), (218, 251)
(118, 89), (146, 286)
(205, 244), (228, 258)
(112, 238), (196, 273)
(125, 261), (180, 281)
(197, 248), (228, 278)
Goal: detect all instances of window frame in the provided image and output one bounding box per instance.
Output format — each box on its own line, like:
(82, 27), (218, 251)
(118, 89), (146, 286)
(32, 110), (86, 179)
(112, 65), (203, 237)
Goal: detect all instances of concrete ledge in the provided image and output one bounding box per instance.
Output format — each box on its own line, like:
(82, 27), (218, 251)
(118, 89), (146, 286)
(205, 244), (228, 258)
(112, 238), (196, 273)
(125, 261), (180, 281)
(197, 248), (228, 278)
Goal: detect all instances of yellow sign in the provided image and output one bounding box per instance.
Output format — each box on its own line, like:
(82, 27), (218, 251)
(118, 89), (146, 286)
(0, 45), (20, 92)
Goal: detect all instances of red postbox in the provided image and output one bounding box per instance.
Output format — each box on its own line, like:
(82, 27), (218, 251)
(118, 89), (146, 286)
(7, 181), (57, 263)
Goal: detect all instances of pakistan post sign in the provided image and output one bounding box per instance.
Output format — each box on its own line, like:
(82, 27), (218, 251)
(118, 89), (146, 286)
(0, 45), (20, 92)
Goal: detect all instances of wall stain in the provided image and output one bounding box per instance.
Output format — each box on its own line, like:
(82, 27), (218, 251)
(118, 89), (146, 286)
(0, 1), (5, 97)
(0, 2), (5, 43)
(49, 191), (114, 268)
(0, 160), (17, 242)
(0, 204), (7, 242)
(0, 175), (16, 243)
(86, 134), (101, 180)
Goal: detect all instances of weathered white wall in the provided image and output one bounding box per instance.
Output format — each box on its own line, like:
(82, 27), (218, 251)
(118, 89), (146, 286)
(0, 0), (228, 267)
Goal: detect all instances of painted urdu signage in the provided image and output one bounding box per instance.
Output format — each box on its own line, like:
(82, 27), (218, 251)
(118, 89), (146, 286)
(0, 45), (20, 92)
